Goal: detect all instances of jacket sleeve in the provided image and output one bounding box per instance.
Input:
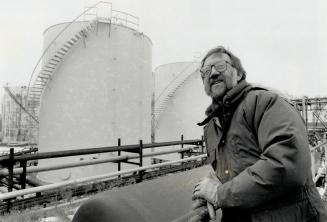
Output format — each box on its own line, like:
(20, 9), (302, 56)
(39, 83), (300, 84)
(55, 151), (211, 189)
(216, 92), (311, 208)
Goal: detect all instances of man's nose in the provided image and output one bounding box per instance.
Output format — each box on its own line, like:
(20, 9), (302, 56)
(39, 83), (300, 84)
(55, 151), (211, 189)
(209, 67), (220, 78)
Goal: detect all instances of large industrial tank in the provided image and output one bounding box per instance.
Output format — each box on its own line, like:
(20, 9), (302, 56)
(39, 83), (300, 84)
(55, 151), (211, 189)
(153, 62), (210, 160)
(37, 20), (152, 182)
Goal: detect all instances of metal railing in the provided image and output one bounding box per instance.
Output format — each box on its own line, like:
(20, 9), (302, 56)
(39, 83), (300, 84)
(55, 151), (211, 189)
(0, 139), (201, 162)
(0, 147), (38, 158)
(26, 2), (108, 99)
(0, 136), (204, 195)
(0, 147), (195, 177)
(0, 154), (206, 201)
(111, 9), (139, 30)
(27, 2), (113, 98)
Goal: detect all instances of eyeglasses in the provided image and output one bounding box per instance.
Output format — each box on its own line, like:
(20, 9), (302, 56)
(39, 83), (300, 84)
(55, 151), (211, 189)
(200, 60), (233, 78)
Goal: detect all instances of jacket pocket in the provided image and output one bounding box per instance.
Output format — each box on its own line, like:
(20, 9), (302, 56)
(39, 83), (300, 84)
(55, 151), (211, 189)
(251, 199), (318, 222)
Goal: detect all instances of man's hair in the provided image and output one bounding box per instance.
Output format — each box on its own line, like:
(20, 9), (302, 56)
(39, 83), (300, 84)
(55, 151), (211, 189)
(201, 46), (247, 81)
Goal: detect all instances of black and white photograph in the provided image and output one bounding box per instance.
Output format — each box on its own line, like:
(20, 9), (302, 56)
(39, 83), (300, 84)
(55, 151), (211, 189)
(0, 0), (326, 221)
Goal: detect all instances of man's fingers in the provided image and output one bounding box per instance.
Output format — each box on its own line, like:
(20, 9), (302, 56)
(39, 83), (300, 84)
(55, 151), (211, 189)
(192, 198), (206, 210)
(193, 183), (202, 195)
(193, 183), (200, 190)
(207, 202), (216, 220)
(192, 188), (206, 201)
(192, 191), (200, 201)
(193, 187), (200, 194)
(187, 214), (201, 222)
(188, 206), (208, 222)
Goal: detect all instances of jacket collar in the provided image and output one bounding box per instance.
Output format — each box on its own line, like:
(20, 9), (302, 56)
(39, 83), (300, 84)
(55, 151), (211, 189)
(221, 80), (252, 111)
(198, 80), (252, 126)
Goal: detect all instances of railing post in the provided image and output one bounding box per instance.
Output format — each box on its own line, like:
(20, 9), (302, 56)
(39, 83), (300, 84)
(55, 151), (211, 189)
(6, 199), (12, 213)
(201, 135), (204, 153)
(325, 144), (327, 191)
(118, 138), (121, 178)
(311, 149), (316, 181)
(20, 160), (27, 189)
(8, 148), (14, 192)
(138, 140), (143, 182)
(181, 135), (184, 159)
(302, 97), (308, 130)
(139, 140), (143, 167)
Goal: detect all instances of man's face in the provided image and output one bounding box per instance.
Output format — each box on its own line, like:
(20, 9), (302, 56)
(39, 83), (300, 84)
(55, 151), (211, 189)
(201, 53), (242, 100)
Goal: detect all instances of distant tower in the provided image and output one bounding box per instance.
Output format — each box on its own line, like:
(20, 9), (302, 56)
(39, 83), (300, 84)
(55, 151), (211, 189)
(1, 86), (29, 143)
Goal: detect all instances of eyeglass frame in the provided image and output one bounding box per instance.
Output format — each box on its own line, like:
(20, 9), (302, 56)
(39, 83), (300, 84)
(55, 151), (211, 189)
(199, 60), (236, 78)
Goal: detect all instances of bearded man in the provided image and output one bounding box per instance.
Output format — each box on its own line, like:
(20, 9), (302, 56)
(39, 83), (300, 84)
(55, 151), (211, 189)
(191, 46), (327, 222)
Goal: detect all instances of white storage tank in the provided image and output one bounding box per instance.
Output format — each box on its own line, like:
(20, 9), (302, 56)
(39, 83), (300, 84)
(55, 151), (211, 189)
(36, 20), (153, 182)
(153, 62), (210, 161)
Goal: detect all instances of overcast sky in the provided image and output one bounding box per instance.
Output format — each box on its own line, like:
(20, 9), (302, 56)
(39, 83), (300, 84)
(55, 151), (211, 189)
(0, 0), (326, 99)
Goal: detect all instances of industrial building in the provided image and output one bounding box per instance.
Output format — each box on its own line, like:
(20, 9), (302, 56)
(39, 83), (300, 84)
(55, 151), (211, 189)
(1, 86), (30, 143)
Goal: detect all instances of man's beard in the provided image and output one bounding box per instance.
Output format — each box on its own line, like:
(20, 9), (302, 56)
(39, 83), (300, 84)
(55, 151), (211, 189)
(210, 83), (226, 103)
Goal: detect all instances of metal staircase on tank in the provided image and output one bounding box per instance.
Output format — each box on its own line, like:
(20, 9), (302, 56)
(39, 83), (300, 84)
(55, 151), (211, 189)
(154, 63), (200, 129)
(23, 2), (115, 142)
(27, 20), (97, 118)
(24, 20), (98, 142)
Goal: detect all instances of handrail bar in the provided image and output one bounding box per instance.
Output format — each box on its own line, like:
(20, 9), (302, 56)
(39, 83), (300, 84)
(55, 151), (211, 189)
(0, 147), (197, 176)
(112, 17), (139, 26)
(310, 140), (327, 152)
(2, 143), (37, 147)
(0, 139), (202, 162)
(112, 9), (139, 19)
(0, 155), (206, 201)
(0, 148), (38, 157)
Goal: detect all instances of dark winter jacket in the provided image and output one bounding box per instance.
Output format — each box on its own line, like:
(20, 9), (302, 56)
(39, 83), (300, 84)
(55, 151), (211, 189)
(202, 80), (327, 222)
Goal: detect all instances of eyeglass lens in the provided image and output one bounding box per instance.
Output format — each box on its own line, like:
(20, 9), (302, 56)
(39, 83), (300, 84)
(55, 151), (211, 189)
(200, 61), (228, 77)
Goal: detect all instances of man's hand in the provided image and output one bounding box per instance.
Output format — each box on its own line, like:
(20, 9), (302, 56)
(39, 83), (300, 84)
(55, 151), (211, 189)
(192, 198), (207, 210)
(187, 205), (209, 222)
(192, 198), (216, 221)
(171, 205), (209, 222)
(192, 176), (222, 209)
